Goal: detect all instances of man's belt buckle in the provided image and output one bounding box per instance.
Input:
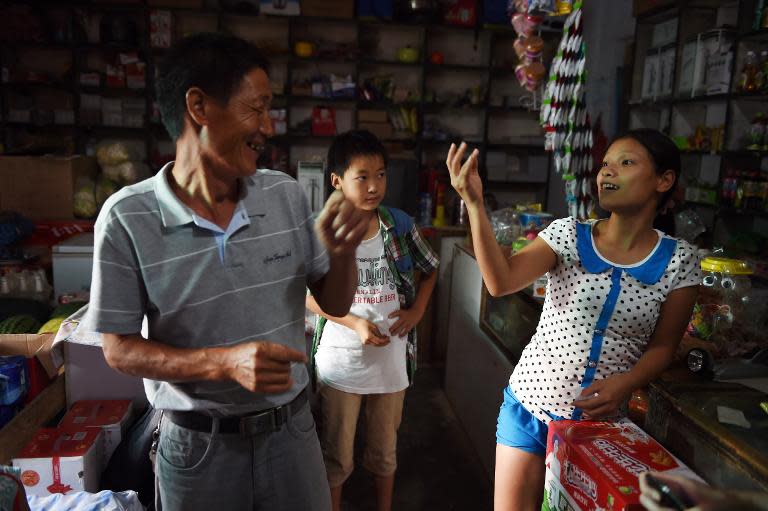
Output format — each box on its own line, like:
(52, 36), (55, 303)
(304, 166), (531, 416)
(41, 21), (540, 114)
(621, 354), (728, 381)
(239, 405), (285, 436)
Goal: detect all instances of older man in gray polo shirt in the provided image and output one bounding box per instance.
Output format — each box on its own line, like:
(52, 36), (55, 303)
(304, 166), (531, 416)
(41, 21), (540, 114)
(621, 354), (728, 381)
(89, 33), (367, 510)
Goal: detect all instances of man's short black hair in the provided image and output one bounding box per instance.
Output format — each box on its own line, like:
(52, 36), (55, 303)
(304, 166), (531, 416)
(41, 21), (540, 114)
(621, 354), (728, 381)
(155, 32), (270, 140)
(325, 130), (388, 195)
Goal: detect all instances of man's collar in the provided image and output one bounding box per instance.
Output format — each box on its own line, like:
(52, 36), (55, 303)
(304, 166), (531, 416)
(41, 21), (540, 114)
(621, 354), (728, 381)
(154, 162), (264, 228)
(154, 162), (193, 228)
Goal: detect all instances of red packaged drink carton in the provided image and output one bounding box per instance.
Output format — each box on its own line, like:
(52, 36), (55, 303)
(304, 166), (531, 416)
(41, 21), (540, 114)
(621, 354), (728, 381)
(543, 419), (703, 511)
(12, 428), (103, 497)
(59, 400), (133, 470)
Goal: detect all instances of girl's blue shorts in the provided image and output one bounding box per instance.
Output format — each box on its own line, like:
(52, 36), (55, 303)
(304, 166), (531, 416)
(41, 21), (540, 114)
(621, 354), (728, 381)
(495, 385), (564, 457)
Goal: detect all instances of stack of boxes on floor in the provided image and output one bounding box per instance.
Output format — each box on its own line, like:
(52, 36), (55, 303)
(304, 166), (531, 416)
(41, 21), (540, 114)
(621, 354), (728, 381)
(12, 400), (132, 496)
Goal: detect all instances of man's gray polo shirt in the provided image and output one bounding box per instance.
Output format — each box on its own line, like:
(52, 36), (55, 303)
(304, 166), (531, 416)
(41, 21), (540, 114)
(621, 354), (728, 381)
(88, 162), (329, 416)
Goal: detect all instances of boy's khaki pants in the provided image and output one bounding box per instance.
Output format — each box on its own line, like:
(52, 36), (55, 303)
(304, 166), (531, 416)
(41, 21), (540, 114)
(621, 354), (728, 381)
(319, 384), (406, 487)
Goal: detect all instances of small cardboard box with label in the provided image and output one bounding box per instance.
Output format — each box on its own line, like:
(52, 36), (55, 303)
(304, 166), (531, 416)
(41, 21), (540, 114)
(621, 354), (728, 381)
(542, 419), (703, 511)
(12, 428), (103, 497)
(59, 400), (133, 469)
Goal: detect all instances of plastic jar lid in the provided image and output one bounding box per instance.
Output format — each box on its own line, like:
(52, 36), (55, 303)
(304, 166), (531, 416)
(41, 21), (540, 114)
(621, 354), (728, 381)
(700, 257), (753, 275)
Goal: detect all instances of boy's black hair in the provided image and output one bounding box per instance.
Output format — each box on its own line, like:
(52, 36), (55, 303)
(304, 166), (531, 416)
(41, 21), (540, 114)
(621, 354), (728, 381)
(325, 130), (389, 196)
(155, 32), (270, 140)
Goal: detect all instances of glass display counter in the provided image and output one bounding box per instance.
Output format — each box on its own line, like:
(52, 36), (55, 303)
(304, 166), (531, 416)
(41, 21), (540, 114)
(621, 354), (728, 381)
(479, 284), (543, 363)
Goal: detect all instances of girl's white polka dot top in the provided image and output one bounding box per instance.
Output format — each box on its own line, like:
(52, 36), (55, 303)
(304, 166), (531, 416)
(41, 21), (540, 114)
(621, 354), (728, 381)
(510, 217), (701, 424)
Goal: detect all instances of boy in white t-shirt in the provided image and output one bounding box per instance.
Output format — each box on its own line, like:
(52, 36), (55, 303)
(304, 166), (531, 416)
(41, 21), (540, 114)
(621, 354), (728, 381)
(306, 130), (439, 511)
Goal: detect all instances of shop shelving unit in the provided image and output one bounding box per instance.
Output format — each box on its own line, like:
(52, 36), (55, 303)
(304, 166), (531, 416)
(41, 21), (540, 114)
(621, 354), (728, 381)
(0, 1), (564, 204)
(626, 0), (768, 244)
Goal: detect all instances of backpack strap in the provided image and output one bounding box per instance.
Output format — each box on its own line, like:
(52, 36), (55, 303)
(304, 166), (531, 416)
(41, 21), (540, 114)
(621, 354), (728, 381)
(386, 206), (413, 237)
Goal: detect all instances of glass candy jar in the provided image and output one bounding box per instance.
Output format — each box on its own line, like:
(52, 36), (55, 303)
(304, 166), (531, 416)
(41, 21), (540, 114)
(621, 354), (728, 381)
(689, 257), (753, 347)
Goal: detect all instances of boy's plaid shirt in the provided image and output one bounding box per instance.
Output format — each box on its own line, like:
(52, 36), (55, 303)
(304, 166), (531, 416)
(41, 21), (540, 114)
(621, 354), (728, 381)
(311, 206), (439, 385)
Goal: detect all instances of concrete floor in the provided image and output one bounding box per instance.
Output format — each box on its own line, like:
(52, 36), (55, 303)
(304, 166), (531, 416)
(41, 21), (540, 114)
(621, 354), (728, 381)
(336, 366), (493, 511)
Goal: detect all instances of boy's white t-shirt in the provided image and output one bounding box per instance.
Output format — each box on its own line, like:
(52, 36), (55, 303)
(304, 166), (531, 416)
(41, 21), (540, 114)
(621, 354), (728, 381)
(315, 230), (409, 394)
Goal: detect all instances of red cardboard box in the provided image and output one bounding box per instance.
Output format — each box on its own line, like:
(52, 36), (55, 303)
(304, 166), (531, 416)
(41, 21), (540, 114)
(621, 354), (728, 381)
(59, 400), (133, 469)
(12, 428), (103, 496)
(444, 0), (477, 27)
(23, 220), (95, 249)
(543, 419), (703, 511)
(311, 107), (337, 137)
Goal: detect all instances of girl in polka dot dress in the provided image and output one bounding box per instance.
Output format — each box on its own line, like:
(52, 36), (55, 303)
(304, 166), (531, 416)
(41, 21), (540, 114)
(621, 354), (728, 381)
(446, 129), (701, 511)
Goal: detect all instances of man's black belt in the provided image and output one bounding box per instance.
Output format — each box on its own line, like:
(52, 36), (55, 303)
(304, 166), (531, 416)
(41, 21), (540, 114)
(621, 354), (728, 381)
(164, 388), (308, 436)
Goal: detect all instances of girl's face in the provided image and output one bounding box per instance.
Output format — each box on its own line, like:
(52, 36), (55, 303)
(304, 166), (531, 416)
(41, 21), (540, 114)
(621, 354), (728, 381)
(597, 138), (675, 214)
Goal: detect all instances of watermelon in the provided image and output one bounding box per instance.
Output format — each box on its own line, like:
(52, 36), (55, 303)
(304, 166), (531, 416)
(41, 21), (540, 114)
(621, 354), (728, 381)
(0, 315), (42, 334)
(37, 318), (64, 334)
(0, 298), (51, 324)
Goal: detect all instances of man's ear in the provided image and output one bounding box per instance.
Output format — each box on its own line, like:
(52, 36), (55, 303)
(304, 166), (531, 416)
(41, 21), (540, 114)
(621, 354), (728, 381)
(330, 172), (342, 190)
(185, 87), (208, 128)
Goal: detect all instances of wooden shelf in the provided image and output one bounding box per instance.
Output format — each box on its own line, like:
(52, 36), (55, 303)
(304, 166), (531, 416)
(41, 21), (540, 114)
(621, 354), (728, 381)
(730, 93), (768, 102)
(426, 63), (489, 72)
(487, 105), (532, 113)
(4, 122), (75, 129)
(628, 97), (674, 108)
(290, 56), (357, 65)
(486, 142), (547, 151)
(358, 100), (419, 109)
(80, 85), (146, 96)
(282, 94), (357, 104)
(487, 180), (548, 189)
(271, 134), (337, 144)
(737, 29), (768, 41)
(718, 208), (768, 218)
(688, 201), (718, 208)
(358, 59), (422, 68)
(679, 149), (721, 155)
(724, 150), (768, 157)
(422, 103), (485, 113)
(673, 93), (730, 104)
(76, 43), (147, 53)
(0, 41), (72, 50)
(2, 81), (74, 92)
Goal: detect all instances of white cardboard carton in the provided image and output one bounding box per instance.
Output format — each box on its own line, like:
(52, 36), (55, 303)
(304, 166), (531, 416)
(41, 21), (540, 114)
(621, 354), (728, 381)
(59, 400), (133, 470)
(13, 428), (103, 497)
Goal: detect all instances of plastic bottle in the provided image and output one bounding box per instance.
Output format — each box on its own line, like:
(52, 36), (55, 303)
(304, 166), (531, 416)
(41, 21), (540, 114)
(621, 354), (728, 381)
(740, 51), (760, 93)
(433, 184), (447, 227)
(761, 51), (768, 92)
(0, 273), (10, 298)
(417, 193), (432, 227)
(721, 169), (735, 207)
(31, 270), (51, 303)
(747, 113), (766, 150)
(11, 270), (29, 299)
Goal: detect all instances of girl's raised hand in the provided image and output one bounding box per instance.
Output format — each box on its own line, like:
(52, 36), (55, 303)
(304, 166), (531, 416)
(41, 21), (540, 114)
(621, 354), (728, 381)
(446, 142), (483, 208)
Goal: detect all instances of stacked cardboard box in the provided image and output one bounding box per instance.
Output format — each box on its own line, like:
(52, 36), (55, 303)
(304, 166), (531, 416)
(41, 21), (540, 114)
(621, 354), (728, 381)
(358, 110), (393, 140)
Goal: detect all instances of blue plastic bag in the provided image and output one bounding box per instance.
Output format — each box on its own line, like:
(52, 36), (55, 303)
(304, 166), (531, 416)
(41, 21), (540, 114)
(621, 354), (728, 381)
(0, 356), (28, 406)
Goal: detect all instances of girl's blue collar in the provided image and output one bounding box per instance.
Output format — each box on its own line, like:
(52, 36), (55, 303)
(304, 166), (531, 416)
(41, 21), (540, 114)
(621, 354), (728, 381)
(575, 221), (677, 285)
